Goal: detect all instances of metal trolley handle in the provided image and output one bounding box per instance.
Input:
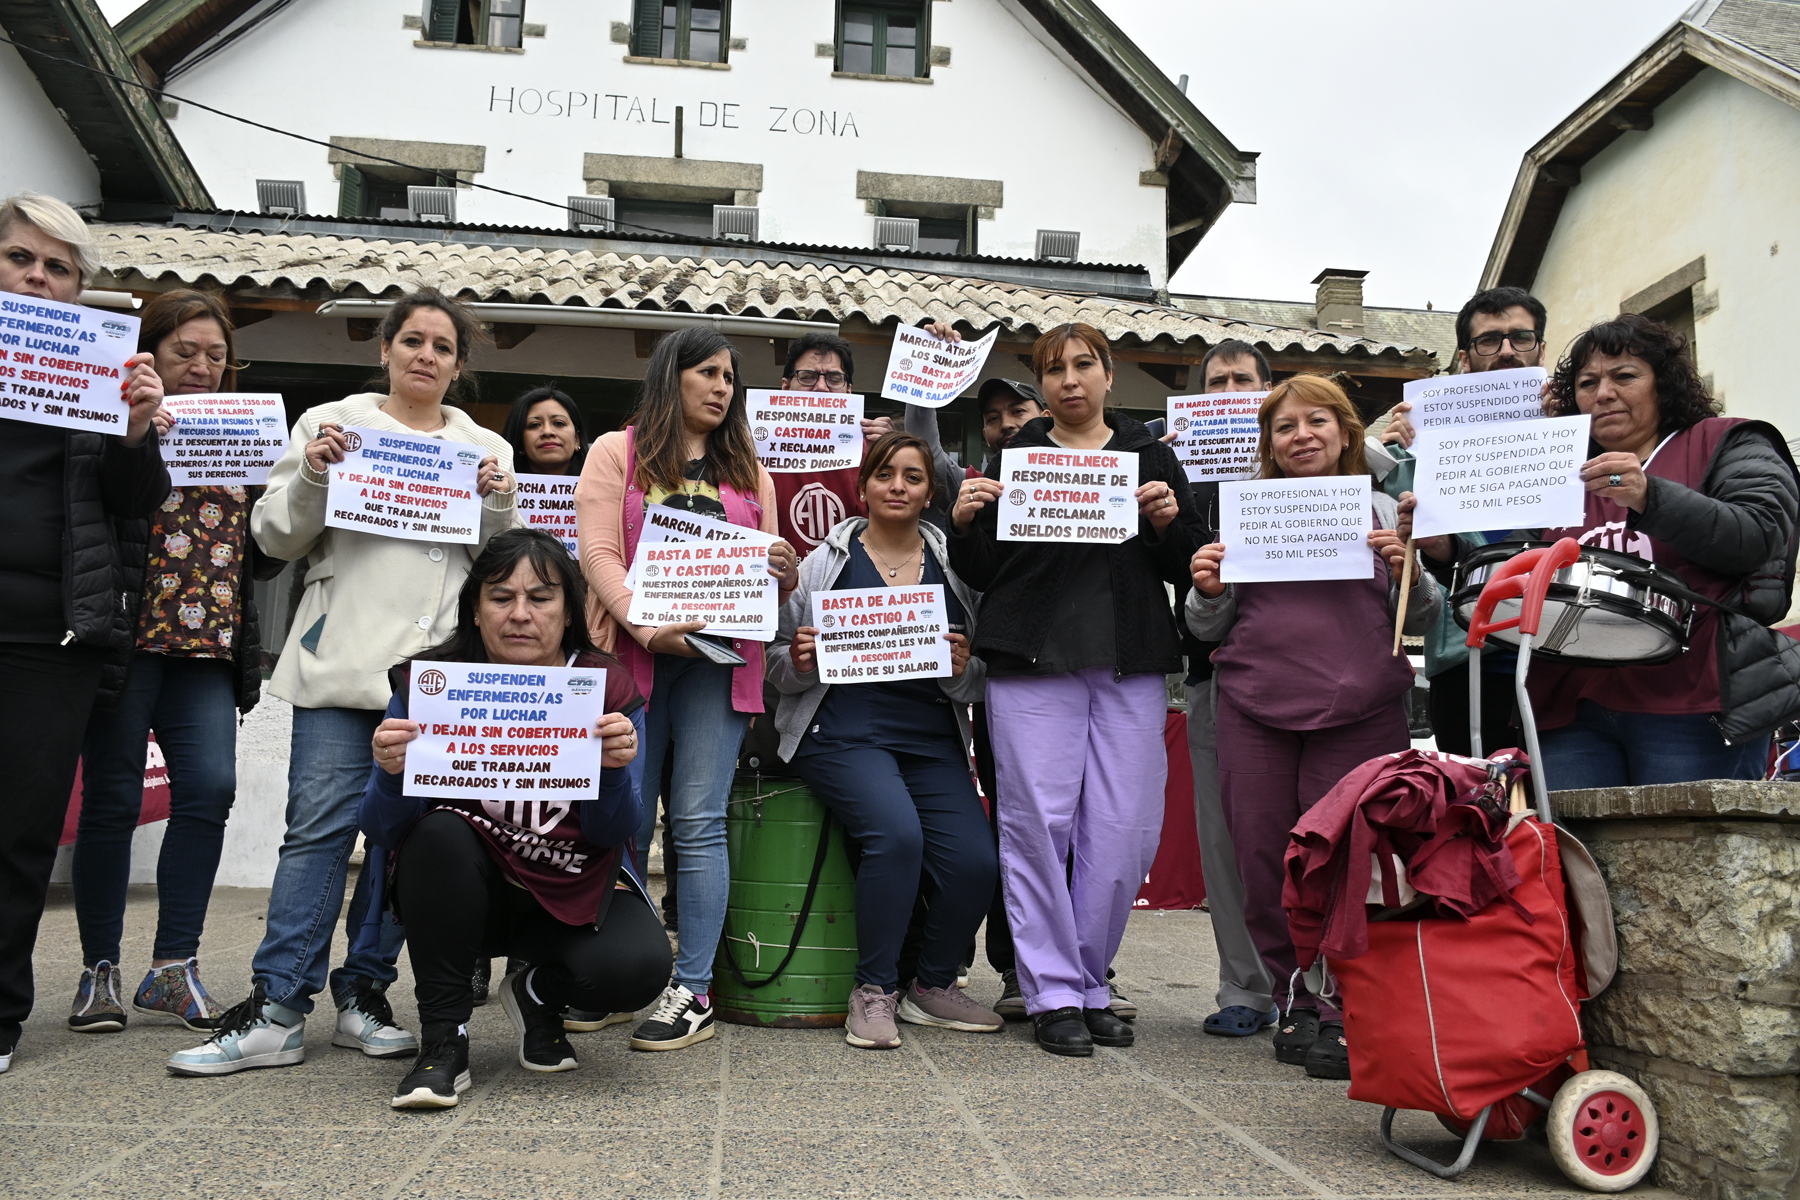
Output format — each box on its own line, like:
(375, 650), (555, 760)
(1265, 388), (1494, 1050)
(1463, 538), (1582, 823)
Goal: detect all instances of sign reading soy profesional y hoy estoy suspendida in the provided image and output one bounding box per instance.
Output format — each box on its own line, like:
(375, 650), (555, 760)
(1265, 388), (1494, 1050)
(1403, 366), (1548, 432)
(1169, 391), (1266, 482)
(813, 584), (952, 682)
(160, 393), (289, 485)
(626, 523), (780, 640)
(748, 390), (864, 472)
(326, 425), (485, 544)
(878, 325), (999, 408)
(995, 446), (1139, 544)
(514, 473), (579, 556)
(0, 297), (138, 434)
(1409, 415), (1591, 538)
(404, 663), (606, 801)
(1218, 476), (1374, 583)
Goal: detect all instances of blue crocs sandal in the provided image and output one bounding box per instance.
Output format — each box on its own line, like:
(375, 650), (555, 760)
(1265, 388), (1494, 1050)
(1203, 1005), (1280, 1037)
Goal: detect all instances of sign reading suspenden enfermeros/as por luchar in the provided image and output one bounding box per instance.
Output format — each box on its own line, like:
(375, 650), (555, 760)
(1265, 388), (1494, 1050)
(0, 297), (139, 434)
(325, 425), (486, 544)
(404, 663), (607, 801)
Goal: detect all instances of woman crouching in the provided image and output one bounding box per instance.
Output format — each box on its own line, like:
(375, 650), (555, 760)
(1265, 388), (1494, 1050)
(359, 528), (670, 1108)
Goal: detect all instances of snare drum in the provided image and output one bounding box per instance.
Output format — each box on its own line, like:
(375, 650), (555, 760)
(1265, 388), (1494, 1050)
(1451, 542), (1693, 666)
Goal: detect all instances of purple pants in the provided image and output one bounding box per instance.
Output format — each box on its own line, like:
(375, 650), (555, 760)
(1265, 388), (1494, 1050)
(987, 668), (1166, 1015)
(1216, 691), (1409, 1022)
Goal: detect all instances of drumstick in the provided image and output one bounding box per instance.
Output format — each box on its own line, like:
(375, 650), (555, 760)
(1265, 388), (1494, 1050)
(1392, 535), (1416, 657)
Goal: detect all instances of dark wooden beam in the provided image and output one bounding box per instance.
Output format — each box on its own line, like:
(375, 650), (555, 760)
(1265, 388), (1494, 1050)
(228, 307), (273, 329)
(492, 322), (536, 350)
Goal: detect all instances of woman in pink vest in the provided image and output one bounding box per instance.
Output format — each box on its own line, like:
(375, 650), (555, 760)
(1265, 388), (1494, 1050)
(574, 327), (798, 1052)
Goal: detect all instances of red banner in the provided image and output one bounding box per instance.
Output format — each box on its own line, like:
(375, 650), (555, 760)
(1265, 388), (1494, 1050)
(1135, 712), (1207, 910)
(60, 735), (171, 846)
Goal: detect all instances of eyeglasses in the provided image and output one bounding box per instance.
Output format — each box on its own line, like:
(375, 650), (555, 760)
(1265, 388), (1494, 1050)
(1469, 329), (1542, 355)
(789, 370), (848, 387)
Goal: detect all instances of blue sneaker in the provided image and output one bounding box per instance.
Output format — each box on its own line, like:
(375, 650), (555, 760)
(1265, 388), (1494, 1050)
(134, 958), (226, 1032)
(69, 961), (127, 1033)
(166, 985), (306, 1076)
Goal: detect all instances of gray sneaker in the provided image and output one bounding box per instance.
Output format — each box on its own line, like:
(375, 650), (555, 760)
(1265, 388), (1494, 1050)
(993, 969), (1027, 1020)
(844, 984), (901, 1049)
(900, 982), (1004, 1032)
(1108, 979), (1138, 1022)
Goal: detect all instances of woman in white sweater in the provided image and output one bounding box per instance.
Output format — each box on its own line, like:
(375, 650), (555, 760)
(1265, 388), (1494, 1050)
(170, 289), (519, 1077)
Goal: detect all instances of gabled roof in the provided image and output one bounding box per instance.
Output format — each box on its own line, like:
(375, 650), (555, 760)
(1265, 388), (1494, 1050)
(1171, 294), (1457, 373)
(114, 0), (260, 83)
(1482, 0), (1800, 290)
(0, 0), (210, 209)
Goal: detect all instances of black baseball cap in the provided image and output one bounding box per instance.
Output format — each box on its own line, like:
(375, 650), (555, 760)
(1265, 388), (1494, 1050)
(976, 377), (1045, 409)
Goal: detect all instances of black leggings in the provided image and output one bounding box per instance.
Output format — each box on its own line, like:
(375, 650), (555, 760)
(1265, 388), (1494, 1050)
(397, 811), (671, 1034)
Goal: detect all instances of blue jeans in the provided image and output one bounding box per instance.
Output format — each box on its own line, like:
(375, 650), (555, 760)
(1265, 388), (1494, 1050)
(74, 654), (238, 967)
(1540, 700), (1770, 791)
(250, 706), (404, 1014)
(636, 655), (749, 993)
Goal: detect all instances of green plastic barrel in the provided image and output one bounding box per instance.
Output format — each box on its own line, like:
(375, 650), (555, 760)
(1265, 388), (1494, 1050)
(711, 776), (858, 1027)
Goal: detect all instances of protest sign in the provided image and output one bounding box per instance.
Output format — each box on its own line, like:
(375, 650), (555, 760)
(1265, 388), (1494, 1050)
(0, 296), (138, 434)
(996, 446), (1139, 544)
(878, 324), (999, 408)
(1219, 476), (1374, 583)
(1404, 366), (1549, 432)
(515, 473), (580, 556)
(1409, 415), (1590, 538)
(626, 524), (780, 639)
(160, 393), (289, 485)
(626, 505), (753, 589)
(812, 584), (951, 683)
(404, 663), (607, 802)
(326, 425), (485, 543)
(1169, 391), (1266, 482)
(749, 390), (864, 472)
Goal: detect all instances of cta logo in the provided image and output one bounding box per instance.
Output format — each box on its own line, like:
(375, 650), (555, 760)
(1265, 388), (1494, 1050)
(101, 319), (131, 338)
(566, 674), (598, 695)
(416, 668), (447, 696)
(456, 449), (481, 465)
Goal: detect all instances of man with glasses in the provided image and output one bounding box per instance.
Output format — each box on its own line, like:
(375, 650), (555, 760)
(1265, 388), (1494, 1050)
(771, 332), (880, 557)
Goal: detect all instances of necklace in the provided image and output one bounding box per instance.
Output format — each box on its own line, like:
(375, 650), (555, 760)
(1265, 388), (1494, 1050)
(863, 535), (923, 580)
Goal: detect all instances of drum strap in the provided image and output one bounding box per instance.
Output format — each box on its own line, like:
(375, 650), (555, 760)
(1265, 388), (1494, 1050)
(718, 811), (834, 991)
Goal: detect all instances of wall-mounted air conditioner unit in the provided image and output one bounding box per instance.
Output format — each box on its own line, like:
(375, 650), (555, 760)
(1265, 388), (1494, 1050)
(874, 216), (920, 252)
(256, 180), (305, 216)
(1036, 229), (1081, 262)
(568, 195), (615, 232)
(407, 185), (457, 223)
(713, 205), (759, 241)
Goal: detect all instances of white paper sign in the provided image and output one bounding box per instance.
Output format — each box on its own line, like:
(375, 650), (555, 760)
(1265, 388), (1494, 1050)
(1410, 415), (1591, 538)
(1219, 476), (1374, 583)
(404, 663), (606, 801)
(996, 446), (1139, 544)
(326, 425), (485, 543)
(0, 297), (138, 433)
(748, 390), (864, 472)
(626, 506), (753, 589)
(879, 325), (999, 408)
(1170, 391), (1266, 482)
(1404, 367), (1549, 432)
(626, 524), (780, 640)
(515, 473), (579, 557)
(813, 584), (951, 682)
(160, 393), (289, 485)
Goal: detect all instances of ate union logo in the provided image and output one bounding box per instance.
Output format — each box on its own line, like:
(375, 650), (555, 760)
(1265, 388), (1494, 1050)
(343, 431), (364, 452)
(416, 668), (447, 696)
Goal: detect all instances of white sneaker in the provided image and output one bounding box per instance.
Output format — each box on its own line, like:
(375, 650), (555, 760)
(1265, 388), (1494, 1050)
(332, 977), (418, 1058)
(166, 986), (305, 1076)
(0, 1038), (13, 1073)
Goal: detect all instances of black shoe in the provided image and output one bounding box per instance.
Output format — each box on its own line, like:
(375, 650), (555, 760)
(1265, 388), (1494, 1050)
(1033, 1007), (1094, 1057)
(1303, 1021), (1351, 1080)
(391, 1029), (472, 1109)
(1084, 1006), (1134, 1047)
(629, 985), (716, 1051)
(662, 896), (679, 933)
(499, 971), (578, 1072)
(993, 969), (1027, 1020)
(471, 959), (492, 1007)
(1273, 1008), (1320, 1065)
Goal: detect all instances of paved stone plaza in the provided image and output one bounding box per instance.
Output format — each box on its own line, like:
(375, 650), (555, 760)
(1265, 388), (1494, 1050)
(5, 881), (1670, 1199)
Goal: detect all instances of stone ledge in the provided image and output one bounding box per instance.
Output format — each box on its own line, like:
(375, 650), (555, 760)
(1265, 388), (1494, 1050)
(1555, 779), (1800, 821)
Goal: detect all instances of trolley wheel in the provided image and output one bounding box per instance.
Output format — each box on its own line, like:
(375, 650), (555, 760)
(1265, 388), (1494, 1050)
(1546, 1071), (1659, 1192)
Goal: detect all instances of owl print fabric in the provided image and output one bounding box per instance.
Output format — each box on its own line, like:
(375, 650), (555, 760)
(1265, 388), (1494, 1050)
(139, 486), (249, 657)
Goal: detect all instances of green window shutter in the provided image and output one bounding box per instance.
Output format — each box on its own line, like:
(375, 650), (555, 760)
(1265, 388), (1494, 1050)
(632, 0), (662, 56)
(338, 165), (365, 217)
(426, 0), (459, 42)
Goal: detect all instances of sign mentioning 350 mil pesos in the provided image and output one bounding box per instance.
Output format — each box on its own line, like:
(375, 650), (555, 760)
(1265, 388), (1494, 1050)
(996, 447), (1139, 544)
(0, 296), (138, 434)
(326, 425), (485, 543)
(813, 585), (952, 682)
(1169, 391), (1266, 482)
(160, 393), (289, 485)
(626, 525), (780, 640)
(749, 390), (864, 472)
(404, 663), (606, 801)
(1219, 476), (1374, 583)
(515, 473), (579, 556)
(878, 325), (999, 408)
(1410, 415), (1591, 538)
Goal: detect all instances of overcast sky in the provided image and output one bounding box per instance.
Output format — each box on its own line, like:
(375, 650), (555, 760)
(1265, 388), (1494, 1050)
(1096, 0), (1695, 308)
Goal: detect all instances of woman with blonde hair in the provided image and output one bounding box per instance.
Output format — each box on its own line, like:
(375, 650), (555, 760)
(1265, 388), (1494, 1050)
(1185, 374), (1439, 1080)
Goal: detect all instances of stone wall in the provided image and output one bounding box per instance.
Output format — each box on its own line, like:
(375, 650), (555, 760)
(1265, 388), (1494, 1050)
(1561, 780), (1800, 1200)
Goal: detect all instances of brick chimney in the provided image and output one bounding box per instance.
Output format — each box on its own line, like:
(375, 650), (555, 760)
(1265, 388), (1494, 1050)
(1312, 269), (1368, 335)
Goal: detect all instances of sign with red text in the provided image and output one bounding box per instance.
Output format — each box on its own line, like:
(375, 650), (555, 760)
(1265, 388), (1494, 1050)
(626, 504), (753, 589)
(996, 446), (1139, 544)
(404, 663), (606, 801)
(749, 389), (864, 472)
(325, 425), (484, 543)
(0, 296), (138, 434)
(626, 523), (780, 639)
(1169, 391), (1266, 482)
(160, 393), (289, 485)
(515, 473), (579, 556)
(813, 584), (951, 682)
(878, 324), (998, 408)
(1219, 476), (1373, 583)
